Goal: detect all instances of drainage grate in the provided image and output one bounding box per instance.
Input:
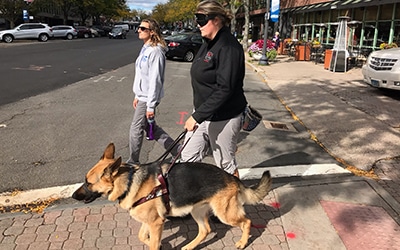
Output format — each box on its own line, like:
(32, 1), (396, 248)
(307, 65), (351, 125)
(270, 122), (289, 130)
(262, 120), (297, 132)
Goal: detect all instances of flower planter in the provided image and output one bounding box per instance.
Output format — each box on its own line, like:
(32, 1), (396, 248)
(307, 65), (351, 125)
(252, 53), (262, 60)
(295, 44), (311, 61)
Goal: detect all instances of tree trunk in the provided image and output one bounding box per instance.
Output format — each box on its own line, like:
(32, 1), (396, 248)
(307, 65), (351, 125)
(242, 0), (249, 51)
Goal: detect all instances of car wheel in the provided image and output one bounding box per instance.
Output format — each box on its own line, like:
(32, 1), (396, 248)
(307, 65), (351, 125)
(66, 33), (73, 40)
(38, 34), (49, 42)
(84, 33), (90, 38)
(183, 50), (195, 62)
(3, 34), (13, 43)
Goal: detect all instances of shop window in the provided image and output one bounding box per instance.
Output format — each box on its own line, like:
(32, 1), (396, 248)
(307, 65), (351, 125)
(395, 3), (400, 19)
(322, 10), (329, 23)
(363, 22), (376, 47)
(315, 11), (322, 23)
(377, 21), (391, 45)
(327, 24), (337, 44)
(353, 7), (364, 21)
(393, 21), (400, 45)
(364, 6), (377, 21)
(379, 4), (394, 20)
(330, 10), (339, 22)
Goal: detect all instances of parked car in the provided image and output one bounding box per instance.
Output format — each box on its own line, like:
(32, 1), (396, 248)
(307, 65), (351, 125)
(108, 27), (127, 39)
(51, 25), (77, 40)
(90, 27), (106, 37)
(93, 25), (112, 34)
(0, 23), (53, 43)
(362, 48), (400, 91)
(114, 22), (129, 32)
(165, 32), (203, 62)
(74, 26), (91, 38)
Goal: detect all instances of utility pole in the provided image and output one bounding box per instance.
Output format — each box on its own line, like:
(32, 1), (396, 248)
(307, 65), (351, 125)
(259, 0), (270, 65)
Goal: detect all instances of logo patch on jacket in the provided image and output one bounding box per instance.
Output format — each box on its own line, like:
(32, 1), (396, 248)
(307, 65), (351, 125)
(204, 52), (213, 62)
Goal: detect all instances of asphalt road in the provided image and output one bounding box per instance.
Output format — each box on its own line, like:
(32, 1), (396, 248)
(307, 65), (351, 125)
(0, 32), (141, 106)
(0, 35), (199, 193)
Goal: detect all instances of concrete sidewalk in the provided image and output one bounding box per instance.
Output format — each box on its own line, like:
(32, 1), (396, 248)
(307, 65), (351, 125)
(1, 56), (400, 249)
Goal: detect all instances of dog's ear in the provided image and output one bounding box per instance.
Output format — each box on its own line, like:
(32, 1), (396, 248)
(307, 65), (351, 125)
(101, 143), (115, 160)
(103, 156), (122, 179)
(110, 156), (122, 174)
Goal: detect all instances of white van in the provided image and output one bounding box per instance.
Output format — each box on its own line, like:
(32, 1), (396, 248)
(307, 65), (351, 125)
(114, 23), (129, 32)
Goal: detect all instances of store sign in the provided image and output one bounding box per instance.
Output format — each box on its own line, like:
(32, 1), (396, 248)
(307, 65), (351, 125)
(23, 10), (28, 21)
(270, 0), (280, 22)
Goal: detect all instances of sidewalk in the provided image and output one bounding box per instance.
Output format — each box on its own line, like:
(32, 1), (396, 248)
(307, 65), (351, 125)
(1, 56), (400, 250)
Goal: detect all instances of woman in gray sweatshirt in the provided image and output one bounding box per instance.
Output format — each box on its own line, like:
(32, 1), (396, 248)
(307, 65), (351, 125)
(127, 18), (179, 165)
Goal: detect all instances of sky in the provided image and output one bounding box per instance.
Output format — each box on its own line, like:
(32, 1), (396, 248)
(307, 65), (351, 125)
(126, 0), (168, 12)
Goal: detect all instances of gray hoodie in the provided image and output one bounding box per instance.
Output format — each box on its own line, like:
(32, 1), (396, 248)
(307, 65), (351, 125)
(133, 44), (166, 112)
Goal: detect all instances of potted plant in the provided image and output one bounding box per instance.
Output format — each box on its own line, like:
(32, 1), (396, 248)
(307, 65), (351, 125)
(248, 39), (277, 61)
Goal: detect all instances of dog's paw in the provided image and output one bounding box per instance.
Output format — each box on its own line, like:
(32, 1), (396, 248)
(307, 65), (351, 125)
(235, 240), (247, 249)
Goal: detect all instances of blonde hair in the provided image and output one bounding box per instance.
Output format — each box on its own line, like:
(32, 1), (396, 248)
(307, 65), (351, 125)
(196, 0), (233, 26)
(142, 18), (166, 47)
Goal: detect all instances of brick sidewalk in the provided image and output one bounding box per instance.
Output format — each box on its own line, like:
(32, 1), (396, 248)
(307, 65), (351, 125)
(0, 193), (290, 250)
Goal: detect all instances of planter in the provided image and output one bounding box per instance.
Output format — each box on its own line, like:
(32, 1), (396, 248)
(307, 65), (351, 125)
(252, 53), (262, 60)
(295, 44), (311, 61)
(324, 49), (333, 70)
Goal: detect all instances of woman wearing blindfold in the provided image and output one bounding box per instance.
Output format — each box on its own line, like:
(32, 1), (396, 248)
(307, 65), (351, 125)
(182, 0), (247, 178)
(127, 19), (180, 166)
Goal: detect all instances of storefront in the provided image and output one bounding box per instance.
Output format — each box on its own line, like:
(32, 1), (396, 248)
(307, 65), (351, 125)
(281, 0), (400, 51)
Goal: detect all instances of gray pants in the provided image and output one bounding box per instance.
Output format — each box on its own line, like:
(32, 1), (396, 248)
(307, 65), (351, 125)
(127, 100), (179, 165)
(181, 113), (242, 174)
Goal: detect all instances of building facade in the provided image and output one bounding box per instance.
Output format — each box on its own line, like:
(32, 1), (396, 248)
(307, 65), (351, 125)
(237, 0), (400, 51)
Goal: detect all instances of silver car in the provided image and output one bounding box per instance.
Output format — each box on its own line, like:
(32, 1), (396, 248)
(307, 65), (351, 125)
(0, 23), (53, 43)
(52, 25), (77, 40)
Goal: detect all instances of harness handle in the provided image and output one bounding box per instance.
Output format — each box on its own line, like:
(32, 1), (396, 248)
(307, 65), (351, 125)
(154, 129), (188, 163)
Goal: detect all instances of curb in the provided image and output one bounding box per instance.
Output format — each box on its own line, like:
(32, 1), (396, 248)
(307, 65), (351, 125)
(0, 164), (350, 207)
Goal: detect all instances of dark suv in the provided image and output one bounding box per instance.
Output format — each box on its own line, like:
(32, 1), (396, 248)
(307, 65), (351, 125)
(0, 23), (53, 43)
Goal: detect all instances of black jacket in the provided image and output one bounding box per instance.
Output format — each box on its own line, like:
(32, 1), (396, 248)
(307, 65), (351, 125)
(190, 26), (247, 123)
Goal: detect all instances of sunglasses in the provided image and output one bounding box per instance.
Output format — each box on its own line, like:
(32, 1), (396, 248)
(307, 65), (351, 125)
(138, 26), (151, 31)
(195, 13), (216, 27)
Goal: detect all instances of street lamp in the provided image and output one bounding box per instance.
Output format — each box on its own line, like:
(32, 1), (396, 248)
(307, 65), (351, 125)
(259, 0), (270, 65)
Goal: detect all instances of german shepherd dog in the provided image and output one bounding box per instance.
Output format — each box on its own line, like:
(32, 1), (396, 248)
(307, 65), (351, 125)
(73, 143), (272, 250)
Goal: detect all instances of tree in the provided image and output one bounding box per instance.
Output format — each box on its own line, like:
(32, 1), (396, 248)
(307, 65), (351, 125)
(163, 0), (197, 26)
(242, 0), (249, 50)
(0, 0), (27, 28)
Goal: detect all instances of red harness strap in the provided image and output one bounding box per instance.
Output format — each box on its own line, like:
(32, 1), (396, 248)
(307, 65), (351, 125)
(131, 174), (169, 209)
(130, 129), (196, 213)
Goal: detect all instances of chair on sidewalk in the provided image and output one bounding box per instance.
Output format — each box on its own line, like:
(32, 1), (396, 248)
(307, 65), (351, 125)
(311, 45), (325, 64)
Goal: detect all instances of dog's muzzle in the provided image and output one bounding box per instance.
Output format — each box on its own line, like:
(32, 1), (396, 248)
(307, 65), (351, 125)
(72, 182), (102, 203)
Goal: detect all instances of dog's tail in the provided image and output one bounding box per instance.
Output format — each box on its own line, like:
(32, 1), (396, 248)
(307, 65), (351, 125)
(241, 171), (272, 205)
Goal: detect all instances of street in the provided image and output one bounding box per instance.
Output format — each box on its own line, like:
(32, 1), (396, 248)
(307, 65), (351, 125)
(0, 37), (399, 196)
(0, 32), (140, 106)
(1, 53), (400, 250)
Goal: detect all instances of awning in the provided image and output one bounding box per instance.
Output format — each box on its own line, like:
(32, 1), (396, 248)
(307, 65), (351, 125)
(282, 0), (399, 13)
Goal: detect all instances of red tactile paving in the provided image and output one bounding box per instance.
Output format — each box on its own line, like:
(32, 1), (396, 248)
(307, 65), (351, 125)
(321, 200), (400, 250)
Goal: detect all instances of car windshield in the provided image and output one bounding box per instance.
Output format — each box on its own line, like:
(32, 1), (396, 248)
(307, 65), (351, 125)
(112, 27), (122, 32)
(167, 34), (189, 41)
